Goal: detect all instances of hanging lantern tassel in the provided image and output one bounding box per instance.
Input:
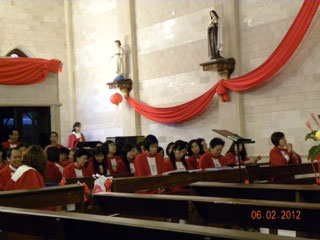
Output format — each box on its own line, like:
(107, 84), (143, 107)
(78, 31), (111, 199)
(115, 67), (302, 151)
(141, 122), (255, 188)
(110, 93), (123, 106)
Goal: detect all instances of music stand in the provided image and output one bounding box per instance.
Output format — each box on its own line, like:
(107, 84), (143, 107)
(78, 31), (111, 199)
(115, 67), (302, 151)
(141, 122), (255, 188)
(212, 129), (255, 182)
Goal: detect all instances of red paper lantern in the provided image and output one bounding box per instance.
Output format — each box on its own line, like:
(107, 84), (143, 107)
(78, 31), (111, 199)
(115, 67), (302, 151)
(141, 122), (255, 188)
(110, 93), (123, 105)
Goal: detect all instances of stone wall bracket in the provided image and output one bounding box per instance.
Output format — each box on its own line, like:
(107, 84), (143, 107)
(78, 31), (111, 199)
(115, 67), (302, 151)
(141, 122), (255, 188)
(106, 79), (132, 97)
(200, 58), (236, 80)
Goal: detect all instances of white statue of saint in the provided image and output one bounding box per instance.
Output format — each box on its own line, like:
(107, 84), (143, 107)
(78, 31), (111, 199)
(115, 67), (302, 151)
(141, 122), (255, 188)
(208, 10), (223, 59)
(111, 40), (125, 82)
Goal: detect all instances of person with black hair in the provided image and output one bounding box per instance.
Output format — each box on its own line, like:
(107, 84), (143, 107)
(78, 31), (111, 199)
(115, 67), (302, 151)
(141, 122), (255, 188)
(134, 135), (164, 177)
(89, 146), (108, 175)
(269, 132), (301, 166)
(63, 148), (93, 178)
(67, 122), (86, 149)
(199, 138), (228, 169)
(163, 140), (193, 173)
(103, 140), (127, 175)
(59, 147), (71, 167)
(157, 146), (164, 158)
(197, 138), (208, 153)
(17, 143), (29, 154)
(187, 139), (202, 169)
(165, 142), (174, 158)
(5, 145), (47, 190)
(1, 129), (20, 150)
(225, 143), (261, 165)
(121, 144), (139, 173)
(45, 131), (63, 152)
(45, 147), (62, 179)
(0, 148), (22, 190)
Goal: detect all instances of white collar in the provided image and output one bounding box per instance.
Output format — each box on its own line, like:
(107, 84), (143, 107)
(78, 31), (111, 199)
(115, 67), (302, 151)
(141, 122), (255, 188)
(11, 165), (35, 182)
(9, 164), (17, 172)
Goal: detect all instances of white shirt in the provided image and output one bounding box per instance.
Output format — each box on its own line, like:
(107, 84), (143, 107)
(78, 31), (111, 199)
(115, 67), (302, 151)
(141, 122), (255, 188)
(212, 158), (221, 168)
(110, 158), (117, 172)
(129, 163), (135, 173)
(74, 168), (83, 178)
(176, 161), (185, 171)
(147, 157), (158, 175)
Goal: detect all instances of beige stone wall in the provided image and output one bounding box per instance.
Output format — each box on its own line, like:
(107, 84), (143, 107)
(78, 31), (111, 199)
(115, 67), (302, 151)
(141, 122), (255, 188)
(239, 0), (320, 157)
(0, 0), (71, 144)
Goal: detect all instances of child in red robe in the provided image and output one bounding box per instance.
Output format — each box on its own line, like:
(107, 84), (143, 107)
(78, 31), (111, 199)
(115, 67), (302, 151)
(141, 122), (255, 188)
(269, 132), (302, 166)
(186, 139), (203, 169)
(0, 148), (22, 190)
(90, 146), (109, 175)
(45, 147), (62, 179)
(4, 145), (47, 191)
(63, 148), (93, 178)
(103, 141), (127, 175)
(225, 143), (261, 165)
(134, 135), (164, 177)
(121, 144), (139, 173)
(199, 138), (228, 169)
(67, 122), (86, 149)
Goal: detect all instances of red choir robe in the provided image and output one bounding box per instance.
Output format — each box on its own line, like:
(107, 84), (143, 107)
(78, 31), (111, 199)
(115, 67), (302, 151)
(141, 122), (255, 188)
(269, 147), (302, 166)
(107, 156), (127, 175)
(0, 163), (8, 171)
(225, 152), (249, 165)
(0, 165), (16, 191)
(44, 161), (62, 179)
(63, 163), (93, 179)
(199, 152), (228, 170)
(60, 160), (72, 167)
(4, 165), (44, 191)
(67, 132), (86, 149)
(1, 141), (21, 150)
(186, 154), (201, 169)
(163, 158), (193, 172)
(134, 152), (164, 177)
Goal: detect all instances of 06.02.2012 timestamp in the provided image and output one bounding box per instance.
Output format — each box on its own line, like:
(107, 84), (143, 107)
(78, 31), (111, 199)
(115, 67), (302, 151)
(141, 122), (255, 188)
(251, 210), (301, 220)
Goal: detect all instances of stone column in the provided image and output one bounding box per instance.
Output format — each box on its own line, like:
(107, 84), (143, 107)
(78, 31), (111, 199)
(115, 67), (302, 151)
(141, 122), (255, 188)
(215, 0), (245, 136)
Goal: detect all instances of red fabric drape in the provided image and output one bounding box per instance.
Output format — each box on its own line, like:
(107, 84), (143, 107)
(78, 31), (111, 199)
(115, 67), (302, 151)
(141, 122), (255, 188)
(126, 0), (320, 123)
(0, 58), (61, 85)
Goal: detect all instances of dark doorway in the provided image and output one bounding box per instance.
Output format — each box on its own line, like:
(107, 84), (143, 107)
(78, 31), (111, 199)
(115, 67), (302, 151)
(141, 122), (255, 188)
(0, 107), (51, 147)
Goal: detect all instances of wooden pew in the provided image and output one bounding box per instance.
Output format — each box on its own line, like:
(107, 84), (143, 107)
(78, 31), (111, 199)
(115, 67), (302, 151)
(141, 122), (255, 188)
(0, 207), (307, 240)
(93, 192), (320, 234)
(0, 184), (84, 211)
(190, 182), (320, 203)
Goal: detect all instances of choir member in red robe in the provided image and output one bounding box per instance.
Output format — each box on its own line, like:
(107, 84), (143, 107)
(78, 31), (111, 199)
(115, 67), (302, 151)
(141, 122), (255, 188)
(165, 142), (174, 158)
(225, 143), (261, 165)
(1, 129), (20, 150)
(63, 148), (93, 178)
(45, 147), (63, 179)
(197, 138), (209, 153)
(44, 131), (63, 152)
(0, 148), (22, 190)
(4, 145), (47, 191)
(269, 132), (302, 166)
(134, 135), (164, 177)
(67, 122), (86, 149)
(186, 139), (203, 169)
(121, 144), (139, 174)
(199, 138), (228, 169)
(58, 147), (71, 167)
(90, 146), (108, 175)
(163, 140), (193, 172)
(17, 143), (29, 155)
(103, 141), (127, 175)
(68, 149), (76, 163)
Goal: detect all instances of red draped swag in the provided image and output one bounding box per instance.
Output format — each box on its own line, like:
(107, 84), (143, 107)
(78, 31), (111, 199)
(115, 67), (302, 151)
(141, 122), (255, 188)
(127, 0), (320, 123)
(0, 58), (61, 85)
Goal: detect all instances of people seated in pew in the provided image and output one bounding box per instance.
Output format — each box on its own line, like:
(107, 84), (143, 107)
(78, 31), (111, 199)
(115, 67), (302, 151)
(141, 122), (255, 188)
(67, 122), (86, 149)
(199, 138), (228, 169)
(103, 140), (127, 174)
(4, 145), (47, 190)
(165, 142), (174, 158)
(225, 143), (261, 165)
(269, 132), (302, 166)
(45, 147), (63, 178)
(1, 129), (21, 150)
(59, 147), (71, 167)
(163, 140), (194, 172)
(157, 146), (164, 158)
(187, 139), (203, 169)
(63, 148), (93, 178)
(90, 146), (108, 175)
(121, 144), (139, 173)
(44, 131), (63, 152)
(17, 143), (29, 155)
(0, 148), (22, 190)
(197, 138), (208, 153)
(134, 135), (164, 176)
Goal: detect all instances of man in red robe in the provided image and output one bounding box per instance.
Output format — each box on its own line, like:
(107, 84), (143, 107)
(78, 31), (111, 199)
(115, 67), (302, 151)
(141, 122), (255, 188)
(63, 148), (93, 178)
(1, 129), (20, 150)
(199, 138), (228, 169)
(0, 148), (22, 190)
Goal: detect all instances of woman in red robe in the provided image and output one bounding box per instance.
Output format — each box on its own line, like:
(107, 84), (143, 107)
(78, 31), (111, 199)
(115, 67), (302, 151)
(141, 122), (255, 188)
(199, 138), (228, 169)
(225, 143), (261, 165)
(4, 145), (47, 191)
(44, 131), (63, 152)
(67, 122), (86, 149)
(90, 146), (108, 175)
(103, 141), (127, 175)
(45, 147), (63, 179)
(186, 139), (203, 169)
(63, 148), (93, 178)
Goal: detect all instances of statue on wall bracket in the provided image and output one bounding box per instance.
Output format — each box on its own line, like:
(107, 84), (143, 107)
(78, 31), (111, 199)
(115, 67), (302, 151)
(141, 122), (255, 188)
(111, 40), (125, 82)
(208, 10), (223, 60)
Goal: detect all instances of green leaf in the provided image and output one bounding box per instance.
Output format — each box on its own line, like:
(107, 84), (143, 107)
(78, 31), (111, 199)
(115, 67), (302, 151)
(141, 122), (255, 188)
(305, 130), (317, 141)
(308, 145), (320, 161)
